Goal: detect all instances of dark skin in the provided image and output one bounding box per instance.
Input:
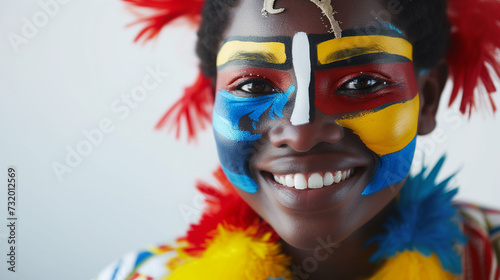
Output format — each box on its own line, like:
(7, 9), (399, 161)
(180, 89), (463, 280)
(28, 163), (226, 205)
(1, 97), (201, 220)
(214, 0), (448, 278)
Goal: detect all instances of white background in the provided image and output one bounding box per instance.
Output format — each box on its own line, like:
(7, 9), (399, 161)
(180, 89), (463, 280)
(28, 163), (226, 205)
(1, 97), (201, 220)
(0, 1), (499, 279)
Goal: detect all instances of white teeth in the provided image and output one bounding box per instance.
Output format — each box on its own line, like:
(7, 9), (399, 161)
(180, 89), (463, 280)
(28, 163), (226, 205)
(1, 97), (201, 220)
(279, 176), (286, 185)
(285, 175), (294, 187)
(294, 174), (307, 190)
(308, 173), (323, 189)
(272, 169), (354, 190)
(324, 172), (334, 186)
(334, 171), (342, 183)
(274, 175), (280, 183)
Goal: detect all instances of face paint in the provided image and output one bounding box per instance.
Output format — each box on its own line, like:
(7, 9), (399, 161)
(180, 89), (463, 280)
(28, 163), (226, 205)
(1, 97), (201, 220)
(290, 32), (312, 126)
(213, 86), (295, 192)
(316, 35), (412, 65)
(213, 60), (295, 192)
(337, 96), (419, 195)
(216, 36), (292, 70)
(215, 37), (297, 193)
(215, 30), (418, 195)
(311, 31), (418, 195)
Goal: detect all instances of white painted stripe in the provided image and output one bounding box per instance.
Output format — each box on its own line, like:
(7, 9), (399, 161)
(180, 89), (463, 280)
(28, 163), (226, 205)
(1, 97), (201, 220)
(290, 32), (311, 126)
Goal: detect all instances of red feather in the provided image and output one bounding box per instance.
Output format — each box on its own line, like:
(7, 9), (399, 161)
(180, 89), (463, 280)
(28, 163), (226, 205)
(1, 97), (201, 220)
(123, 0), (204, 42)
(155, 71), (213, 142)
(447, 0), (500, 115)
(122, 0), (212, 141)
(180, 167), (279, 256)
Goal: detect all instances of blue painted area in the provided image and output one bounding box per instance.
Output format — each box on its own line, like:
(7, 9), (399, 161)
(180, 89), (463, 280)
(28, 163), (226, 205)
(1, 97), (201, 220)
(213, 85), (295, 193)
(213, 85), (294, 139)
(375, 19), (403, 34)
(362, 136), (417, 195)
(213, 129), (259, 193)
(419, 69), (430, 76)
(213, 112), (262, 141)
(386, 23), (403, 34)
(221, 165), (259, 193)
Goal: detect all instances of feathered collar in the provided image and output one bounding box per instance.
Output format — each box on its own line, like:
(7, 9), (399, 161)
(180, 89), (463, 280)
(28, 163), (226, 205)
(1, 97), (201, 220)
(165, 157), (466, 280)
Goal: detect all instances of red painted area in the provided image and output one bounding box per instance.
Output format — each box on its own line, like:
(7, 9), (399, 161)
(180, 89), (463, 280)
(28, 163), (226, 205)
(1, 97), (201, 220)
(314, 62), (418, 115)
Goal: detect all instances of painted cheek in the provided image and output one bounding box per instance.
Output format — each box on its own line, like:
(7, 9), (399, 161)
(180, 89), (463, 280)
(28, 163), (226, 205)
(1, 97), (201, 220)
(337, 95), (419, 156)
(212, 85), (295, 193)
(340, 95), (419, 195)
(314, 62), (419, 195)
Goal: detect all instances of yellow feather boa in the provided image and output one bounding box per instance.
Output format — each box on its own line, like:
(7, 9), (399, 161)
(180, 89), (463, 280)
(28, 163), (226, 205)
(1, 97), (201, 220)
(165, 224), (457, 280)
(166, 224), (291, 280)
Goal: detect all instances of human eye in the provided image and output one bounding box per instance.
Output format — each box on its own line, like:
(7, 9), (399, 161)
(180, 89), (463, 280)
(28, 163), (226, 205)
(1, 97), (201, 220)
(336, 74), (389, 96)
(235, 78), (280, 96)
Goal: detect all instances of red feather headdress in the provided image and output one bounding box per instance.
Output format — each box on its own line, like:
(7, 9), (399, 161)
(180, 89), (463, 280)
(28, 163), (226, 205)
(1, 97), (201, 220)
(122, 0), (500, 140)
(123, 0), (212, 142)
(446, 0), (500, 115)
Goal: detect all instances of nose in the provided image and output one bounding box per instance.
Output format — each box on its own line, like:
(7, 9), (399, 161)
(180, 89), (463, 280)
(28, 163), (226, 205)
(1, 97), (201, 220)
(269, 111), (344, 152)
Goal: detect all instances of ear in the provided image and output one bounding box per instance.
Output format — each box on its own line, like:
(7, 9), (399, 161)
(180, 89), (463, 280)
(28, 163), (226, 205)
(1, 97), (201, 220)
(416, 59), (449, 135)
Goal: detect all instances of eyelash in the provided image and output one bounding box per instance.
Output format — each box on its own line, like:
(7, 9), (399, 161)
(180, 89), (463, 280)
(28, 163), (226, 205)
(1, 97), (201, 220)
(336, 74), (390, 96)
(229, 73), (390, 97)
(234, 78), (280, 96)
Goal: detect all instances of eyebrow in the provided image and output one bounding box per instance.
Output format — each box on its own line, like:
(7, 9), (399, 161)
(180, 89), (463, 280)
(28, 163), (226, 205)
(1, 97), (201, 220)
(217, 40), (287, 67)
(317, 35), (413, 65)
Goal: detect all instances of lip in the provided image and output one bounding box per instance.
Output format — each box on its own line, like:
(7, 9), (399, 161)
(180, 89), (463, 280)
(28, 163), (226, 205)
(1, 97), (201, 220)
(257, 152), (367, 174)
(254, 152), (372, 212)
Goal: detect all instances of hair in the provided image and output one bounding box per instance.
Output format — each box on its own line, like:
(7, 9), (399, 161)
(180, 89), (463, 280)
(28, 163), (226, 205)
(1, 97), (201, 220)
(196, 0), (241, 83)
(195, 0), (451, 81)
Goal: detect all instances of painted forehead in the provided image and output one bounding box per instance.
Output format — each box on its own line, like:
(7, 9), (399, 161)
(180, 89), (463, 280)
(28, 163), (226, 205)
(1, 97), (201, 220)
(216, 28), (412, 70)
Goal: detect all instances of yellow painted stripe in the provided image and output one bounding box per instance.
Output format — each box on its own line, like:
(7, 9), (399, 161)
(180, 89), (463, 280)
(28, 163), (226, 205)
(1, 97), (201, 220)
(337, 95), (419, 156)
(217, 41), (287, 67)
(317, 35), (413, 65)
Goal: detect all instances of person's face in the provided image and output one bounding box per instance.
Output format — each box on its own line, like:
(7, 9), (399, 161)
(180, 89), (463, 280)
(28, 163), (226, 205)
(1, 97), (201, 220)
(213, 0), (419, 248)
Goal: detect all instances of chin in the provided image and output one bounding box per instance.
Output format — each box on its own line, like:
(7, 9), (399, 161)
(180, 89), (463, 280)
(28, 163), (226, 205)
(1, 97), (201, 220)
(274, 215), (354, 250)
(235, 172), (405, 252)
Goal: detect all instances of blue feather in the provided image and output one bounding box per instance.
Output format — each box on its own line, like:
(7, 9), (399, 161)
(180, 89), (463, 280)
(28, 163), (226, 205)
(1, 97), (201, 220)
(367, 155), (466, 274)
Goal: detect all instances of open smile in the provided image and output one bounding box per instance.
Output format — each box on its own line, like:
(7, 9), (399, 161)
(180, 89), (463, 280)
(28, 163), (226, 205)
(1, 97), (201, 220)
(255, 152), (371, 212)
(259, 167), (366, 212)
(271, 169), (354, 190)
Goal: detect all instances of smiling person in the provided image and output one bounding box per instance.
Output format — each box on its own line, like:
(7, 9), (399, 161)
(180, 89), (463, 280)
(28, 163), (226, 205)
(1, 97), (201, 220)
(96, 0), (500, 279)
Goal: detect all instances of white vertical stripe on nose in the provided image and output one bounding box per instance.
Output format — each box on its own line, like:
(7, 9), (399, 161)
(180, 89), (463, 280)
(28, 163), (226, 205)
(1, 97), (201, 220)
(290, 32), (312, 126)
